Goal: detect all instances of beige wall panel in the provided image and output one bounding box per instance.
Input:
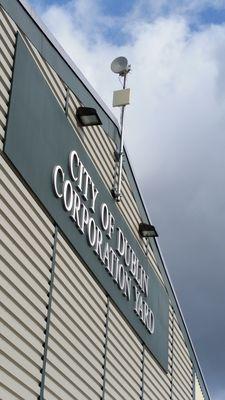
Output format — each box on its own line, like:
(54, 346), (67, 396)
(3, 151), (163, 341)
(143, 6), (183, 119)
(0, 354), (39, 397)
(107, 328), (141, 369)
(48, 330), (102, 380)
(144, 350), (171, 400)
(104, 303), (142, 400)
(106, 347), (141, 388)
(1, 195), (53, 256)
(0, 157), (53, 230)
(0, 25), (15, 54)
(52, 282), (105, 336)
(0, 18), (16, 45)
(1, 257), (47, 313)
(0, 7), (17, 35)
(172, 376), (192, 399)
(0, 107), (6, 126)
(169, 308), (194, 400)
(54, 260), (106, 326)
(105, 368), (140, 400)
(0, 155), (54, 398)
(0, 184), (53, 247)
(1, 306), (43, 353)
(0, 370), (37, 400)
(0, 79), (9, 102)
(0, 338), (40, 382)
(0, 210), (52, 268)
(144, 378), (170, 400)
(46, 348), (102, 396)
(144, 360), (171, 395)
(49, 315), (104, 367)
(107, 319), (141, 359)
(50, 295), (104, 342)
(0, 39), (14, 69)
(104, 376), (135, 400)
(1, 284), (45, 337)
(45, 234), (106, 400)
(45, 363), (101, 400)
(56, 234), (106, 301)
(195, 374), (205, 400)
(0, 320), (42, 366)
(108, 304), (142, 352)
(0, 55), (13, 80)
(0, 385), (23, 400)
(1, 229), (50, 288)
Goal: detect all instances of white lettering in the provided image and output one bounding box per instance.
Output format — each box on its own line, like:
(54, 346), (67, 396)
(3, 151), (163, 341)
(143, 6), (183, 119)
(63, 180), (73, 211)
(88, 218), (96, 247)
(69, 151), (79, 181)
(52, 166), (64, 198)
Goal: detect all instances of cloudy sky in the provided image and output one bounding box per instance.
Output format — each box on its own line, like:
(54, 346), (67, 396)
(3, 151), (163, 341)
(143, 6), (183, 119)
(28, 0), (225, 398)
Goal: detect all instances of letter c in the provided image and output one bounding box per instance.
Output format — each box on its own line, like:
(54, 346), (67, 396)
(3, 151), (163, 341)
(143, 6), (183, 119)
(52, 166), (64, 198)
(69, 150), (79, 181)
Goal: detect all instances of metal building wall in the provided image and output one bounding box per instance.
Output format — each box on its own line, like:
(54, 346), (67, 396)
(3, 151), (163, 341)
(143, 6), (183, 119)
(0, 5), (207, 400)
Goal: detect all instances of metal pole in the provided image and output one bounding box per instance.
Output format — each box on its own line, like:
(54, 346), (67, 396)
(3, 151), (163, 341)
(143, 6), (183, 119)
(116, 73), (127, 201)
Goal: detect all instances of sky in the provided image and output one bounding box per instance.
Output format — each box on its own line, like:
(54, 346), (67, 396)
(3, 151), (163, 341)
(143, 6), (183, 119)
(28, 0), (225, 398)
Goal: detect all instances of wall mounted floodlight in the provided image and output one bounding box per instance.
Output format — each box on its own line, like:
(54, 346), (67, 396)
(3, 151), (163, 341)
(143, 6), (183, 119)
(139, 223), (158, 238)
(76, 107), (102, 127)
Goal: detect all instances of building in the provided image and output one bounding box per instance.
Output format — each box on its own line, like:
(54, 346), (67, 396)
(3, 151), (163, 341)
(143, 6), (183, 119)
(0, 1), (211, 399)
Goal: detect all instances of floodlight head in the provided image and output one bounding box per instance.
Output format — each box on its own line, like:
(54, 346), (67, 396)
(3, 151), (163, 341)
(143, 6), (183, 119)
(111, 56), (130, 76)
(139, 223), (158, 238)
(76, 107), (102, 127)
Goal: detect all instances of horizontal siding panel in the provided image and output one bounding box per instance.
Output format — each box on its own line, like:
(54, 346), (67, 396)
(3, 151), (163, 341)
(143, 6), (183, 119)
(108, 304), (142, 352)
(104, 376), (134, 400)
(47, 347), (102, 396)
(0, 25), (15, 55)
(106, 346), (141, 388)
(46, 234), (106, 400)
(0, 54), (13, 80)
(0, 337), (40, 382)
(0, 157), (53, 230)
(105, 303), (142, 400)
(0, 154), (53, 399)
(55, 252), (106, 318)
(105, 367), (141, 400)
(0, 369), (37, 400)
(0, 7), (17, 36)
(0, 319), (41, 366)
(195, 374), (205, 400)
(48, 329), (102, 379)
(0, 385), (24, 400)
(45, 362), (100, 400)
(52, 280), (105, 336)
(56, 234), (106, 302)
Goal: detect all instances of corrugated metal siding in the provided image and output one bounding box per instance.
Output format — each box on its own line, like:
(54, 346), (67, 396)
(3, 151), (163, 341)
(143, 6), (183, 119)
(170, 305), (194, 400)
(195, 374), (205, 400)
(0, 6), (17, 150)
(44, 233), (107, 400)
(144, 348), (171, 400)
(0, 155), (54, 399)
(104, 302), (143, 400)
